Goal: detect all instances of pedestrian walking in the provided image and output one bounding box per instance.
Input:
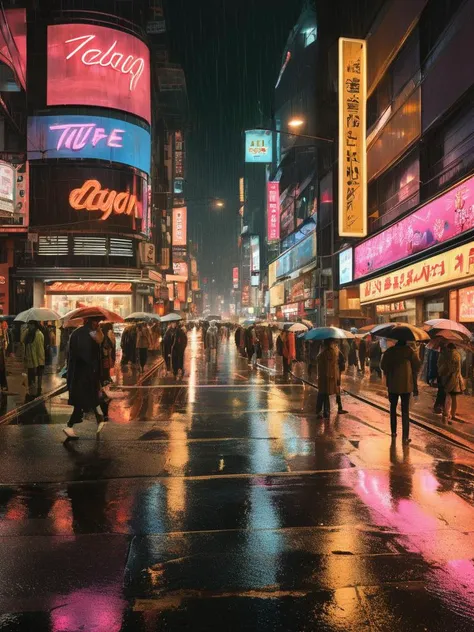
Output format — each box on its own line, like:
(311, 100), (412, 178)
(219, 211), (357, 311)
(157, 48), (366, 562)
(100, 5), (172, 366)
(163, 324), (173, 373)
(120, 324), (137, 366)
(206, 320), (219, 363)
(358, 337), (367, 373)
(380, 340), (421, 443)
(316, 339), (340, 418)
(336, 346), (348, 414)
(100, 322), (116, 384)
(0, 323), (9, 392)
(437, 343), (465, 423)
(136, 322), (152, 372)
(63, 317), (108, 439)
(348, 339), (358, 372)
(278, 330), (292, 377)
(21, 320), (45, 397)
(245, 326), (258, 366)
(369, 338), (382, 378)
(170, 322), (187, 379)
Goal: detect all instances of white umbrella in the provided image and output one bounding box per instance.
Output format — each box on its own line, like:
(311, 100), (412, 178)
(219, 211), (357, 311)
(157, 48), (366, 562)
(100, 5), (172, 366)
(125, 312), (160, 322)
(284, 322), (308, 333)
(161, 312), (182, 323)
(14, 307), (60, 322)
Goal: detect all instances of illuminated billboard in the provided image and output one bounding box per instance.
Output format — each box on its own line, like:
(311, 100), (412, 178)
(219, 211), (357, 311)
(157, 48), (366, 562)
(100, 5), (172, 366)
(250, 235), (260, 287)
(360, 241), (474, 305)
(267, 181), (280, 241)
(47, 24), (151, 123)
(355, 173), (474, 280)
(28, 115), (151, 175)
(232, 266), (239, 289)
(29, 164), (147, 234)
(172, 207), (187, 246)
(338, 38), (367, 238)
(245, 130), (272, 163)
(339, 248), (353, 285)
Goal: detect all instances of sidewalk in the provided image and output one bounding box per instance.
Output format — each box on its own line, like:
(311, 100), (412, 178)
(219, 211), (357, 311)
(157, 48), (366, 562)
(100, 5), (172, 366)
(258, 356), (474, 449)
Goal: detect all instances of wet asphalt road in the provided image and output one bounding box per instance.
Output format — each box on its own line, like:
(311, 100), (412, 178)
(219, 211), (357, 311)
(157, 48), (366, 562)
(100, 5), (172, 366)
(2, 331), (474, 630)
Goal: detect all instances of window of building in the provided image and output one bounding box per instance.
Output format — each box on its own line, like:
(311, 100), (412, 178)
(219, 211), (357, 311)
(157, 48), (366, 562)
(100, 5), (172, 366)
(303, 27), (317, 48)
(419, 0), (464, 65)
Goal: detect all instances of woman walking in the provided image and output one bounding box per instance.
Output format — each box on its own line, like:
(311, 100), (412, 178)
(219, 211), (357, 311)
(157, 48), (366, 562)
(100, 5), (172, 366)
(21, 321), (45, 398)
(438, 343), (465, 423)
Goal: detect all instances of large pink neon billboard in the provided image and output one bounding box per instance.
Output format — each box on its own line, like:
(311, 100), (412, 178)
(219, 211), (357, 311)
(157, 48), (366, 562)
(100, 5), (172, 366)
(355, 174), (474, 279)
(47, 24), (151, 123)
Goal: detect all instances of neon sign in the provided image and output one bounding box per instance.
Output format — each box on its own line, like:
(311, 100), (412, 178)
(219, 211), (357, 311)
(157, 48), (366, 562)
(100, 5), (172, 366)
(69, 180), (141, 221)
(47, 24), (151, 123)
(28, 116), (150, 174)
(64, 34), (145, 90)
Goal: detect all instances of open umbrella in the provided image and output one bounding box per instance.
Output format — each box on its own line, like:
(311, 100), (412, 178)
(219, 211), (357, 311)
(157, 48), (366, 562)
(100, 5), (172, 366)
(125, 312), (160, 322)
(370, 322), (430, 342)
(427, 337), (474, 353)
(61, 306), (123, 324)
(304, 327), (355, 341)
(424, 318), (472, 339)
(278, 322), (308, 332)
(300, 319), (314, 329)
(14, 307), (60, 322)
(161, 312), (183, 323)
(357, 324), (376, 334)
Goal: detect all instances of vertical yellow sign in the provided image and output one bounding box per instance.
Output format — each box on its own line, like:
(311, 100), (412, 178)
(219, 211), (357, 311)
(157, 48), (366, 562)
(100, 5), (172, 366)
(338, 38), (367, 238)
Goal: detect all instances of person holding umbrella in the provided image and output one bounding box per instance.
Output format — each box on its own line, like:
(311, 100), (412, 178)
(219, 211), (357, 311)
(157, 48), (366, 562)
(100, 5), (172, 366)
(21, 320), (45, 397)
(64, 315), (107, 439)
(377, 324), (423, 443)
(437, 342), (465, 423)
(170, 321), (188, 380)
(316, 339), (340, 418)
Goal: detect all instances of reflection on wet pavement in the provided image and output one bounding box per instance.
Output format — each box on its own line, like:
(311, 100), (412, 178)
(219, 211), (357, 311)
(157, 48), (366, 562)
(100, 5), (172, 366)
(2, 331), (474, 630)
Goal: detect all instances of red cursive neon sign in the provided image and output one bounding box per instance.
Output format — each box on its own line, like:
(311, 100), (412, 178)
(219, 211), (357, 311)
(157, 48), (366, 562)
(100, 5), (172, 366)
(65, 34), (145, 91)
(69, 179), (140, 221)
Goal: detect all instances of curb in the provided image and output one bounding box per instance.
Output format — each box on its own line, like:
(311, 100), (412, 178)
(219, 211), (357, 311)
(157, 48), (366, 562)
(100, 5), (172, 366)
(0, 356), (164, 426)
(287, 369), (474, 454)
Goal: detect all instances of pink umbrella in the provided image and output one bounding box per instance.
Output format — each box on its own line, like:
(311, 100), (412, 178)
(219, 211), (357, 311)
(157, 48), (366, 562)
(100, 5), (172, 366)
(424, 318), (472, 339)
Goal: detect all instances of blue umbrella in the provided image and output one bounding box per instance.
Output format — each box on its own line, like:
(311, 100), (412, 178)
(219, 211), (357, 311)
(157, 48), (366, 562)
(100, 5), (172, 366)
(304, 327), (355, 341)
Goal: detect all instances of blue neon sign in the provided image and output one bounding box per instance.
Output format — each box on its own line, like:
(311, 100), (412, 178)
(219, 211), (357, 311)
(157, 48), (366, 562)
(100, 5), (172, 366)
(27, 115), (151, 175)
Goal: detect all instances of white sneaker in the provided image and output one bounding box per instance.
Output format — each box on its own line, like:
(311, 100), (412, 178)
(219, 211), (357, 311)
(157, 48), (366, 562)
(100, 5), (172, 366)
(63, 427), (78, 439)
(96, 421), (106, 434)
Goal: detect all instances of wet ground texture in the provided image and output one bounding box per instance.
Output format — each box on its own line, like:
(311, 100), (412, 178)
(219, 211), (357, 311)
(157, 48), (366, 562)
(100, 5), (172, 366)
(2, 331), (474, 630)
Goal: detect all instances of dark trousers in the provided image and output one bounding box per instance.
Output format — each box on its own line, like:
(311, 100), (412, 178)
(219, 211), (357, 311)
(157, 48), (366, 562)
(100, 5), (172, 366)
(0, 368), (7, 389)
(434, 379), (446, 411)
(316, 393), (330, 416)
(172, 352), (184, 376)
(388, 392), (410, 439)
(138, 347), (148, 369)
(282, 357), (290, 375)
(68, 401), (108, 427)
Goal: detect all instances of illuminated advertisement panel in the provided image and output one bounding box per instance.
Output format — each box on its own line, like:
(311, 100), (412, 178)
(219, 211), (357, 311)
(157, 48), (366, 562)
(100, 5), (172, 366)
(338, 37), (367, 238)
(0, 9), (26, 90)
(0, 153), (28, 232)
(47, 24), (151, 123)
(355, 174), (474, 280)
(28, 115), (151, 175)
(267, 181), (280, 241)
(29, 164), (146, 234)
(245, 130), (272, 163)
(172, 207), (187, 246)
(232, 266), (239, 289)
(360, 241), (474, 305)
(339, 248), (353, 285)
(250, 235), (260, 287)
(275, 232), (316, 279)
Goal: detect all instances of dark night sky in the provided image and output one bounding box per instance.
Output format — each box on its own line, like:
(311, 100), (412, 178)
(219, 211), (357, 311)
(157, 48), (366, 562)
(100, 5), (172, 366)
(163, 0), (303, 295)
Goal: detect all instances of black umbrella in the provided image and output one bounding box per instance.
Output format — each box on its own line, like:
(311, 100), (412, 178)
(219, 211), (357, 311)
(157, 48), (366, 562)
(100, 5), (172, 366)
(370, 322), (430, 342)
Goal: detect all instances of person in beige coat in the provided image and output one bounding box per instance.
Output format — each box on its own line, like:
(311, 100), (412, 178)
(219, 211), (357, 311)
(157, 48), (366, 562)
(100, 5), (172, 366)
(381, 340), (421, 443)
(437, 343), (465, 422)
(316, 340), (340, 418)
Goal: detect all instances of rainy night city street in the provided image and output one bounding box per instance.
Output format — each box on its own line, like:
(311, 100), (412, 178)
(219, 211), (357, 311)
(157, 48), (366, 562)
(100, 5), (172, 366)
(2, 0), (474, 630)
(1, 331), (474, 631)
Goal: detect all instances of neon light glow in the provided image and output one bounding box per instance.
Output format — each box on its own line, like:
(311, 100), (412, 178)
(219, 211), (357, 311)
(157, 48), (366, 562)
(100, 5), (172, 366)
(28, 115), (151, 174)
(47, 24), (151, 123)
(69, 180), (140, 221)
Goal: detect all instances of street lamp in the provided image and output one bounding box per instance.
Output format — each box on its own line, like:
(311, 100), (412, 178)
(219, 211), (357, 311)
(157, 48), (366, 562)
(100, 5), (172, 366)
(215, 200), (225, 208)
(288, 117), (305, 129)
(254, 125), (333, 144)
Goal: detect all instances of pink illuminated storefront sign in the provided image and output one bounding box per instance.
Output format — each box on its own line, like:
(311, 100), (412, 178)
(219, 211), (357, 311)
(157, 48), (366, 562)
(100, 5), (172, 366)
(47, 24), (151, 123)
(267, 181), (280, 242)
(354, 174), (474, 280)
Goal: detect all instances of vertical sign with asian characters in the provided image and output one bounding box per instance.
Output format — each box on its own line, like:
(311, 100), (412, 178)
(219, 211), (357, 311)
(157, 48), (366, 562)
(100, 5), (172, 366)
(172, 207), (187, 246)
(232, 266), (239, 289)
(267, 181), (280, 242)
(338, 38), (367, 238)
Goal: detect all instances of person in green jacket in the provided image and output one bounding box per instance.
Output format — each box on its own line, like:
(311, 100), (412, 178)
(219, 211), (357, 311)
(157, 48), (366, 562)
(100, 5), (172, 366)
(21, 320), (45, 397)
